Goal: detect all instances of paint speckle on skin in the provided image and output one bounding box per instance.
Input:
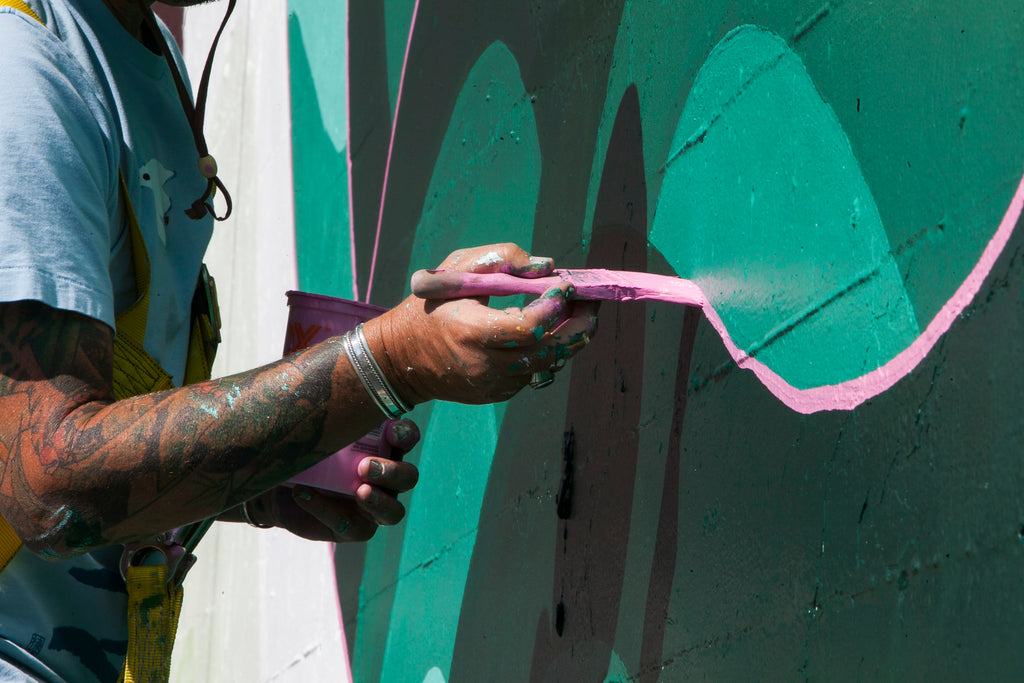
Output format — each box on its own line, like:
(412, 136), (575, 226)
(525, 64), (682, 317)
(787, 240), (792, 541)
(475, 251), (503, 266)
(31, 506), (75, 554)
(506, 356), (533, 372)
(276, 371), (296, 393)
(520, 255), (554, 275)
(225, 385), (242, 409)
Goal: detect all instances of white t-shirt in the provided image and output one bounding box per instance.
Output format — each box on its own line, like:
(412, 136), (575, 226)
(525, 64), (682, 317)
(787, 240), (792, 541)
(0, 1), (214, 680)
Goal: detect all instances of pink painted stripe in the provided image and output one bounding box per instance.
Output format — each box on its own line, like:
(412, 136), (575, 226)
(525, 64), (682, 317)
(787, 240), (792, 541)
(710, 170), (1024, 414)
(363, 0), (422, 303)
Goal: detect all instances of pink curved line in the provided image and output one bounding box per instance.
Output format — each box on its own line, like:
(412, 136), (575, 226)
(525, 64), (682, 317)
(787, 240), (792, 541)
(362, 0), (422, 303)
(704, 169), (1024, 414)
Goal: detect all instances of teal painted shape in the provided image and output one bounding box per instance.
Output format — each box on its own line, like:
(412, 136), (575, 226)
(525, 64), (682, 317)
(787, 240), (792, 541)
(603, 650), (630, 682)
(289, 0), (355, 298)
(377, 402), (505, 683)
(361, 41), (539, 683)
(405, 41), (541, 275)
(651, 25), (920, 389)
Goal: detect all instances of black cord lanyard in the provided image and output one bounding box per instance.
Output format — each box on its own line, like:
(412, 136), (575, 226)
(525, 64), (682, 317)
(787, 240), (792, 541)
(138, 0), (236, 221)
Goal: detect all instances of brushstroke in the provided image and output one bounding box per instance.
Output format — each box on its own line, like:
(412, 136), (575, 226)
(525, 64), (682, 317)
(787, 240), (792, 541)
(652, 24), (920, 390)
(712, 169), (1024, 413)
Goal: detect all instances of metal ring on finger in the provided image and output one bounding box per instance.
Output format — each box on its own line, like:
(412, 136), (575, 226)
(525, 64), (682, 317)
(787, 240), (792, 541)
(530, 370), (555, 389)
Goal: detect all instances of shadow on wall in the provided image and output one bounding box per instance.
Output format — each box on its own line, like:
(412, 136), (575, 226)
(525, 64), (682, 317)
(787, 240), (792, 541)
(289, 0), (1024, 680)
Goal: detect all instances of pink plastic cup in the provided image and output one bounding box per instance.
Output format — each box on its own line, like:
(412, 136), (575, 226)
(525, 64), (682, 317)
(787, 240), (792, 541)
(283, 291), (390, 495)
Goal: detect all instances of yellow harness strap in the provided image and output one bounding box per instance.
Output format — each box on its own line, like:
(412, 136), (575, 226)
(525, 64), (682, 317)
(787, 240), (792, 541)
(111, 172), (178, 398)
(0, 6), (222, 679)
(0, 521), (19, 574)
(120, 564), (184, 683)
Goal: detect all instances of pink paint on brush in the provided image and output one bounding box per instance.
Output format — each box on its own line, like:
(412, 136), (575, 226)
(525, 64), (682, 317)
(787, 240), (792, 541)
(412, 170), (1024, 414)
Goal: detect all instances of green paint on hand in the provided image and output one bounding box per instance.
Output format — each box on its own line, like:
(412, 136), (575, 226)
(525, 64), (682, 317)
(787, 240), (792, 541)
(652, 25), (920, 389)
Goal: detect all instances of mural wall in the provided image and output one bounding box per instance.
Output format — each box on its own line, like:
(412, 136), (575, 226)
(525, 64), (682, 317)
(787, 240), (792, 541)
(289, 1), (1024, 680)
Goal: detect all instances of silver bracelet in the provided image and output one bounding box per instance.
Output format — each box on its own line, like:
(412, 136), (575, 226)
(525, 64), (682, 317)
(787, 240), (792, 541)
(342, 323), (411, 419)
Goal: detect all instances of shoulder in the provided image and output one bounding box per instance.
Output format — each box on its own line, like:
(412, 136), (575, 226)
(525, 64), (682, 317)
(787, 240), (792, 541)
(0, 0), (63, 47)
(0, 0), (119, 182)
(0, 1), (110, 115)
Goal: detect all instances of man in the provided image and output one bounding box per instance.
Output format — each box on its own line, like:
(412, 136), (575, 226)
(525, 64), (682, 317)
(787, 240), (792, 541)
(0, 0), (598, 680)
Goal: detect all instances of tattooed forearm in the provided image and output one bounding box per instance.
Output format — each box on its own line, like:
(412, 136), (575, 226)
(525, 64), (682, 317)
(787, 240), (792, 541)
(0, 301), (382, 558)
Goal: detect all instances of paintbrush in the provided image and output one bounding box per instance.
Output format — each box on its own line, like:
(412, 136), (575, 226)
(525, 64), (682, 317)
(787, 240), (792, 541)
(410, 268), (707, 307)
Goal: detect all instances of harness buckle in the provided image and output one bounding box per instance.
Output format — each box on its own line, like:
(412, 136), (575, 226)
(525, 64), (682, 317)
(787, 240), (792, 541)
(119, 518), (214, 587)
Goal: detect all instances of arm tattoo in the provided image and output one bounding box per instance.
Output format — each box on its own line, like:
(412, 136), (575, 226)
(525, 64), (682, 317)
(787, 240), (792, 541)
(0, 301), (367, 558)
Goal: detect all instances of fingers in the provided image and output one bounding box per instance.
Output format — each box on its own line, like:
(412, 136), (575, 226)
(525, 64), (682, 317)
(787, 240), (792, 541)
(367, 245), (599, 405)
(358, 456), (419, 493)
(545, 300), (600, 363)
(478, 283), (575, 349)
(494, 298), (600, 378)
(354, 484), (408, 527)
(272, 486), (374, 542)
(286, 456), (417, 542)
(438, 243), (554, 278)
(382, 418), (421, 454)
(290, 485), (405, 542)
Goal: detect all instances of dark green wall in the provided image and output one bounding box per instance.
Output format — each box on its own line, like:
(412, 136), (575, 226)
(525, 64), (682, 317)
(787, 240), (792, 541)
(291, 1), (1024, 679)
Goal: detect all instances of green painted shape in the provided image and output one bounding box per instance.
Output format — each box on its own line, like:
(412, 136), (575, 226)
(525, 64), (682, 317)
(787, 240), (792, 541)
(603, 650), (630, 683)
(351, 402), (431, 683)
(405, 41), (541, 275)
(651, 25), (920, 389)
(377, 402), (505, 683)
(358, 41), (539, 683)
(289, 0), (355, 298)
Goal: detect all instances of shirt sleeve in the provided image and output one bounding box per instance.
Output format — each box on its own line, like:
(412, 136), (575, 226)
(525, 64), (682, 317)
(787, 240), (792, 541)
(0, 8), (120, 329)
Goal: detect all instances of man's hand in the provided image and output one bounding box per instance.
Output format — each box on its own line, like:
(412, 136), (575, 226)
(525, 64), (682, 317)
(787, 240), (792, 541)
(366, 243), (600, 406)
(240, 418), (420, 542)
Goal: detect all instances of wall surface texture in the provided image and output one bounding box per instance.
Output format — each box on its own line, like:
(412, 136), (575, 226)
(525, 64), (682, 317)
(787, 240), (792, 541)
(304, 2), (1024, 681)
(186, 1), (1024, 681)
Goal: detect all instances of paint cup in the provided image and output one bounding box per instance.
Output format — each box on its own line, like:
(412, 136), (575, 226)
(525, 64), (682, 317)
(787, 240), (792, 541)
(283, 291), (390, 495)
